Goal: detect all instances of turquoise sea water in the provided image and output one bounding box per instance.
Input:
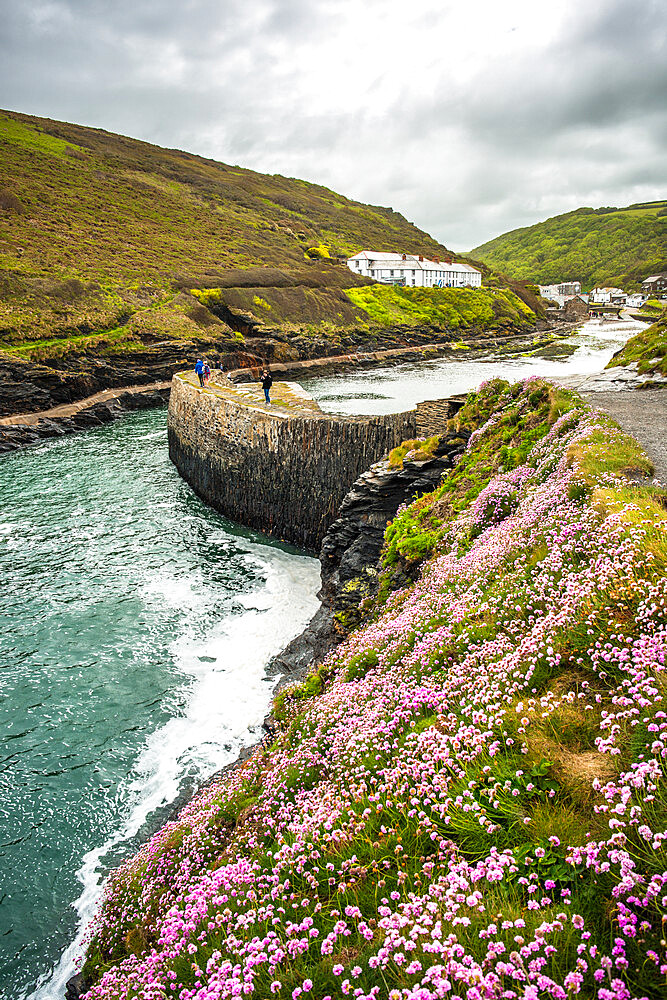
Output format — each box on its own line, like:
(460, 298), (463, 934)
(0, 409), (320, 1000)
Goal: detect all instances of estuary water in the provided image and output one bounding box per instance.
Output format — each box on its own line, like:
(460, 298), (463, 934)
(301, 316), (643, 414)
(0, 409), (320, 1000)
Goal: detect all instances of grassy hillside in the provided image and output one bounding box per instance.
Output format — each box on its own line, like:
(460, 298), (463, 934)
(345, 284), (536, 331)
(472, 200), (667, 290)
(79, 378), (667, 1000)
(607, 306), (667, 376)
(0, 108), (456, 351)
(0, 110), (545, 416)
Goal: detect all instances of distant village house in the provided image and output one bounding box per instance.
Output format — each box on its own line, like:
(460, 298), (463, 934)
(347, 251), (482, 288)
(589, 286), (627, 305)
(641, 272), (667, 294)
(538, 281), (582, 299)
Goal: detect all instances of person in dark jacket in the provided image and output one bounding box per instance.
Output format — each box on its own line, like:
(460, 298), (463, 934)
(261, 369), (273, 404)
(194, 359), (205, 387)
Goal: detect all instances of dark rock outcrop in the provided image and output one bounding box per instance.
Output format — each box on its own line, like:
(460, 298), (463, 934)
(271, 426), (469, 685)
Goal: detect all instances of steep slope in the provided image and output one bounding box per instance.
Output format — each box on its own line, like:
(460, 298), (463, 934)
(0, 107), (453, 349)
(0, 110), (456, 285)
(472, 200), (667, 289)
(607, 306), (667, 377)
(77, 378), (667, 1000)
(0, 110), (542, 417)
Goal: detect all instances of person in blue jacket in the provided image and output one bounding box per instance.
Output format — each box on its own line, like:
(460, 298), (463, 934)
(194, 358), (205, 387)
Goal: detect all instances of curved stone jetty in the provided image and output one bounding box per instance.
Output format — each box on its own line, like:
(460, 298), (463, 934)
(167, 372), (459, 550)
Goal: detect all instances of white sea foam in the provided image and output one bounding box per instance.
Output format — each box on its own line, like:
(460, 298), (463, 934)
(30, 544), (319, 1000)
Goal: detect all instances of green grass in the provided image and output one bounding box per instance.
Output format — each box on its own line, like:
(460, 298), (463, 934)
(639, 298), (665, 314)
(387, 436), (441, 468)
(345, 285), (535, 330)
(606, 307), (667, 376)
(0, 114), (86, 159)
(472, 200), (667, 290)
(0, 326), (132, 357)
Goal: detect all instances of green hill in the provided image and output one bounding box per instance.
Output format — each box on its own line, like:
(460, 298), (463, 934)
(471, 201), (667, 290)
(0, 108), (457, 347)
(0, 109), (457, 288)
(0, 110), (541, 416)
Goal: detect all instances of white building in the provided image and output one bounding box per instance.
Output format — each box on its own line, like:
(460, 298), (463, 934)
(626, 293), (647, 308)
(589, 286), (626, 305)
(347, 250), (482, 288)
(538, 281), (582, 302)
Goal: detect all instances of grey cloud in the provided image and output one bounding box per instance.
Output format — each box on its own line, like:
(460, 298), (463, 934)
(0, 0), (664, 249)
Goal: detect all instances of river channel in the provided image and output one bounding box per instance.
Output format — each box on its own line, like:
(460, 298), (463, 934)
(301, 316), (640, 413)
(1, 315), (642, 999)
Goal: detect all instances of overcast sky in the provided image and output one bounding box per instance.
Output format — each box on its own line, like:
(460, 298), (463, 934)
(1, 0), (665, 249)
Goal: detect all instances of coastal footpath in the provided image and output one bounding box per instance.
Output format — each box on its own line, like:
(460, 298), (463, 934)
(76, 375), (667, 1000)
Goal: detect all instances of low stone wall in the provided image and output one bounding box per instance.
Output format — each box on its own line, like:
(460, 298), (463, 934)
(415, 398), (464, 436)
(168, 376), (424, 551)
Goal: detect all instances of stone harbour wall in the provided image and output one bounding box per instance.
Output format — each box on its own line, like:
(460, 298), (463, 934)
(168, 376), (426, 551)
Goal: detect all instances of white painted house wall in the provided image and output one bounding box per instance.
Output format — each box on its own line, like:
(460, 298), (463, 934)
(539, 281), (582, 300)
(589, 286), (626, 304)
(347, 251), (482, 288)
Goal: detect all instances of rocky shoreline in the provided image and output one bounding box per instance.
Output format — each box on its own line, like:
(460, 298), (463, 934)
(0, 384), (170, 453)
(1, 324), (575, 455)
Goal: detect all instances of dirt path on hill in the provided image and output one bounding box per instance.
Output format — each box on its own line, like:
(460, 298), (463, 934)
(580, 389), (667, 484)
(0, 381), (171, 426)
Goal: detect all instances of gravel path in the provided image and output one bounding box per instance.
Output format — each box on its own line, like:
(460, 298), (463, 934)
(581, 389), (667, 485)
(0, 380), (171, 426)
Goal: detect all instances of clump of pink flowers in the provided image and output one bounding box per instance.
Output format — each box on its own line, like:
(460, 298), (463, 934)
(80, 379), (667, 1000)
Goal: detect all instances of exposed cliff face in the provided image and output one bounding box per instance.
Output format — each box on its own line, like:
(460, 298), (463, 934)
(269, 419), (468, 688)
(319, 442), (460, 625)
(167, 375), (424, 551)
